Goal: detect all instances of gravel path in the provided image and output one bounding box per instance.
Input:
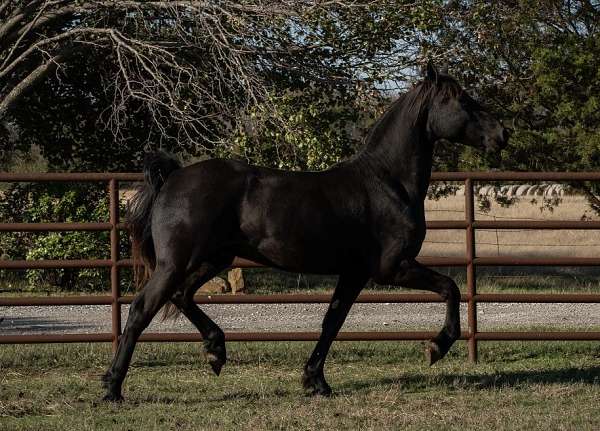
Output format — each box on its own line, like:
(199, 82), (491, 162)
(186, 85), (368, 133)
(2, 302), (600, 335)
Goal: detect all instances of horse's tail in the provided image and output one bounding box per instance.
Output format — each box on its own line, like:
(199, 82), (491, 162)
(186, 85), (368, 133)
(127, 151), (182, 292)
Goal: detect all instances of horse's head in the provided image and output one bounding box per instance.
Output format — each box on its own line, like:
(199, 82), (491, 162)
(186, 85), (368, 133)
(423, 63), (509, 154)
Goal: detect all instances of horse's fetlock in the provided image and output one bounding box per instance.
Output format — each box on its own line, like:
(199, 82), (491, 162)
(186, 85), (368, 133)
(101, 370), (119, 387)
(210, 329), (225, 341)
(101, 374), (111, 389)
(202, 330), (226, 376)
(302, 370), (331, 396)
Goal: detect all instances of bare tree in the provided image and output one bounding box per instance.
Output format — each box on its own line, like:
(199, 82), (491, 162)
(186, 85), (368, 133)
(0, 2), (287, 150)
(0, 1), (422, 164)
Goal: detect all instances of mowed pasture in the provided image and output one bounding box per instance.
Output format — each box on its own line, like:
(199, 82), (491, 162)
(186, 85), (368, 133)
(2, 341), (600, 430)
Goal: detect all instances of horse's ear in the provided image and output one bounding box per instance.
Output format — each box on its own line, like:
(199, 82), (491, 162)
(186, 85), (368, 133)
(424, 61), (438, 82)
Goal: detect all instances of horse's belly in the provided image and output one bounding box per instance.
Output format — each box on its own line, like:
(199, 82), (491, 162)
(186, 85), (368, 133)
(254, 235), (346, 274)
(238, 179), (365, 273)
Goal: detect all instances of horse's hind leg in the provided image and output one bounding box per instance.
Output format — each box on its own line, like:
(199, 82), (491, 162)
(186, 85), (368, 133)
(302, 271), (368, 396)
(102, 266), (182, 401)
(170, 262), (229, 376)
(377, 259), (461, 365)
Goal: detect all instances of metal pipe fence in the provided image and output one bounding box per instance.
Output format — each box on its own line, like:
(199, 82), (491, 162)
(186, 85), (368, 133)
(1, 171), (600, 362)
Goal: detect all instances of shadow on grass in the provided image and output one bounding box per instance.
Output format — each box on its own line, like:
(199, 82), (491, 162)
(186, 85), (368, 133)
(336, 366), (600, 394)
(118, 366), (600, 405)
(128, 388), (293, 405)
(207, 387), (291, 403)
(123, 367), (600, 404)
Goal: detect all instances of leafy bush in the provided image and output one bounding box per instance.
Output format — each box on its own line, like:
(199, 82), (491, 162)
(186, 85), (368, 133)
(0, 183), (129, 292)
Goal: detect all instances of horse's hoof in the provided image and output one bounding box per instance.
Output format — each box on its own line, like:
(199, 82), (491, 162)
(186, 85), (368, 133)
(425, 341), (443, 366)
(302, 374), (332, 397)
(203, 334), (226, 376)
(206, 352), (225, 376)
(102, 393), (124, 403)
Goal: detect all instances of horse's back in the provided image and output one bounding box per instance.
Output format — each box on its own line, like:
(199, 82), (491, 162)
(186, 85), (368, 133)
(152, 158), (373, 274)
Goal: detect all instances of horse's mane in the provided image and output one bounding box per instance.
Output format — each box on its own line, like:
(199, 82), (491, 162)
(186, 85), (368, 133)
(364, 75), (463, 147)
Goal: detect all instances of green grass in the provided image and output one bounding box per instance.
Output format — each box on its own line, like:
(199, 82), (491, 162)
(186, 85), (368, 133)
(2, 341), (600, 430)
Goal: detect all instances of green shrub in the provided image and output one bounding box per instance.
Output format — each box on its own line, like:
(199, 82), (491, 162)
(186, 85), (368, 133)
(0, 183), (130, 293)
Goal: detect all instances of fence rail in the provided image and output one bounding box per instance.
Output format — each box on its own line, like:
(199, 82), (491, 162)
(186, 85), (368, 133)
(1, 171), (599, 362)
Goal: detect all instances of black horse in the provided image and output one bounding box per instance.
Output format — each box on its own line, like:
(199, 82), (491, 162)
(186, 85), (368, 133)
(102, 64), (509, 401)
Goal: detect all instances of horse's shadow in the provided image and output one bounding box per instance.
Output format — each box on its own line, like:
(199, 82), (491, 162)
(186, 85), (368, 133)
(118, 367), (600, 405)
(335, 366), (600, 394)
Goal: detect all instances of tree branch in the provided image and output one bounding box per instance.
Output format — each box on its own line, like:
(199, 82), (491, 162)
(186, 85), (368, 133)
(577, 182), (600, 215)
(0, 48), (72, 121)
(0, 0), (12, 17)
(0, 28), (111, 79)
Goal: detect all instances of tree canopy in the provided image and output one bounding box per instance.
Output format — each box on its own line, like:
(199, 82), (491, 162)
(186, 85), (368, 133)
(429, 1), (600, 209)
(1, 0), (437, 170)
(1, 1), (599, 193)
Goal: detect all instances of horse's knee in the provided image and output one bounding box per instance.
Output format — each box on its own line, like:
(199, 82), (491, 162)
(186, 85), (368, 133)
(126, 295), (149, 327)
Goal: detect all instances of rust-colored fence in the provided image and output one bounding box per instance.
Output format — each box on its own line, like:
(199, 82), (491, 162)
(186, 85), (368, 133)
(1, 171), (600, 362)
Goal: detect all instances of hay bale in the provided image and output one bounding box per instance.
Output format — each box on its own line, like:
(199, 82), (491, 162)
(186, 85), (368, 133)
(198, 277), (230, 294)
(228, 268), (245, 294)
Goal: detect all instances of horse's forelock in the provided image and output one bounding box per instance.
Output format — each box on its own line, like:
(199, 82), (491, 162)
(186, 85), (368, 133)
(407, 77), (463, 120)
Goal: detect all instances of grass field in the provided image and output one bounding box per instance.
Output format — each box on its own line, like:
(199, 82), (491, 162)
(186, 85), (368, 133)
(1, 341), (600, 430)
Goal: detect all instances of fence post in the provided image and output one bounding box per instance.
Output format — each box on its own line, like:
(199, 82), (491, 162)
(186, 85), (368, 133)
(465, 178), (478, 362)
(109, 179), (122, 352)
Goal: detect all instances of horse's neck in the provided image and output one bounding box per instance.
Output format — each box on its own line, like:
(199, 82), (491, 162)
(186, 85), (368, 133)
(358, 114), (433, 202)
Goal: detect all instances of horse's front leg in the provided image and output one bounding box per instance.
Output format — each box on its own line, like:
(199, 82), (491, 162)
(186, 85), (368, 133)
(376, 258), (461, 364)
(303, 272), (368, 396)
